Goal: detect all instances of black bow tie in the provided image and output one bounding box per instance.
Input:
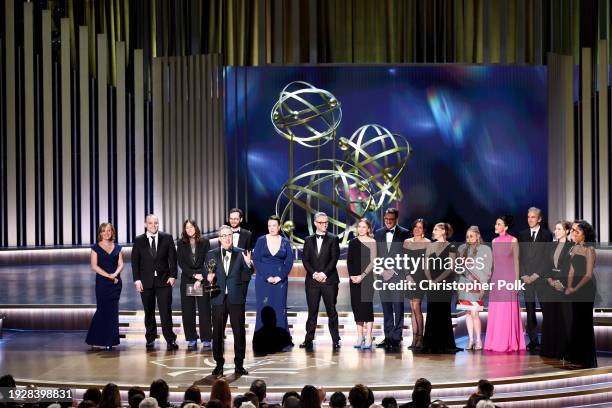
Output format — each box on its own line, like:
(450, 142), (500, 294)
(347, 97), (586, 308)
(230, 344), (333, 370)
(386, 229), (395, 234)
(233, 230), (240, 234)
(316, 234), (324, 240)
(222, 248), (231, 257)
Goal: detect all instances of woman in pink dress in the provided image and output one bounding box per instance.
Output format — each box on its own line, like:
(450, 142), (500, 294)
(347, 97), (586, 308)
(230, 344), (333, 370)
(484, 215), (526, 352)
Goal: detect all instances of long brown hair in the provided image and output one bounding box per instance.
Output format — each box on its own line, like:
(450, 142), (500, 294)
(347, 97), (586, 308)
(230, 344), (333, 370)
(210, 379), (232, 408)
(181, 219), (202, 243)
(357, 218), (373, 237)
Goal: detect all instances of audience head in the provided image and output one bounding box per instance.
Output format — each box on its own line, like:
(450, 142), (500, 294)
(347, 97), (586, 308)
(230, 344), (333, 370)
(477, 380), (494, 398)
(97, 223), (117, 242)
(182, 219), (202, 243)
(240, 403), (257, 408)
(182, 404), (200, 408)
(281, 392), (301, 406)
(250, 379), (267, 403)
(380, 397), (397, 408)
(348, 384), (370, 408)
(410, 386), (431, 407)
(99, 383), (121, 408)
(128, 387), (146, 408)
(412, 219), (427, 239)
(429, 401), (448, 408)
(243, 391), (260, 408)
(495, 215), (513, 235)
(475, 401), (495, 408)
(329, 392), (347, 408)
(82, 388), (102, 405)
(228, 208), (244, 229)
(527, 207), (543, 228)
(140, 397), (160, 408)
(145, 214), (160, 234)
(313, 212), (329, 234)
(433, 223), (453, 242)
(300, 385), (321, 408)
(218, 225), (234, 249)
(150, 379), (170, 406)
(78, 400), (97, 408)
(282, 396), (301, 408)
(383, 208), (399, 229)
(211, 379), (232, 408)
(356, 218), (373, 238)
(572, 220), (596, 245)
(207, 400), (225, 408)
(233, 396), (248, 408)
(268, 215), (282, 236)
(184, 385), (202, 405)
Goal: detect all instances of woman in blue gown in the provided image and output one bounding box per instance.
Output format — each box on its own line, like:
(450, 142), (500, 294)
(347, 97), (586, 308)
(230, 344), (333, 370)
(86, 223), (123, 349)
(252, 215), (294, 333)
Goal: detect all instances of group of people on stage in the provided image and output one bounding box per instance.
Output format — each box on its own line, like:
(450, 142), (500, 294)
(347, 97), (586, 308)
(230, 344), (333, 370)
(85, 205), (599, 376)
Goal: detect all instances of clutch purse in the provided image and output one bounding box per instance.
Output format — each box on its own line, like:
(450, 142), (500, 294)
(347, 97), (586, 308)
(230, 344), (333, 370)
(186, 284), (204, 296)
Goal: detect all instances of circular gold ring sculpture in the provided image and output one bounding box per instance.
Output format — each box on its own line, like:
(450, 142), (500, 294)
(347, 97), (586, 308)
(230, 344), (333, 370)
(339, 124), (411, 210)
(271, 81), (342, 148)
(275, 159), (375, 245)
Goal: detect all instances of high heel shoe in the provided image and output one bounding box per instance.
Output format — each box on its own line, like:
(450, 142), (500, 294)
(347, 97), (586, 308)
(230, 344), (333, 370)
(354, 336), (365, 349)
(466, 340), (474, 350)
(361, 336), (373, 350)
(474, 341), (483, 350)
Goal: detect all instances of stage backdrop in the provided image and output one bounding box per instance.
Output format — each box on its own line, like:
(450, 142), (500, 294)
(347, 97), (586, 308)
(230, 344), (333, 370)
(225, 66), (547, 240)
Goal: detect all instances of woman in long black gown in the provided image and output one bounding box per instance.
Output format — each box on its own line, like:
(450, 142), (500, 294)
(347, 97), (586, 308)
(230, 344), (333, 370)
(347, 218), (377, 349)
(565, 220), (597, 368)
(422, 222), (461, 354)
(540, 221), (573, 360)
(86, 223), (123, 349)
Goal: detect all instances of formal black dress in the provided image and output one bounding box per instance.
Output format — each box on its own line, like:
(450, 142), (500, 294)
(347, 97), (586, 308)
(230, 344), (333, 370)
(86, 243), (122, 347)
(405, 244), (427, 300)
(422, 243), (460, 353)
(567, 250), (597, 368)
(347, 238), (374, 322)
(540, 241), (573, 360)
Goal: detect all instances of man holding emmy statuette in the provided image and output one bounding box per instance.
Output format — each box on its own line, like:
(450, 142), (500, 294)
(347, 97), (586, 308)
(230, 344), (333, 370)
(207, 225), (253, 378)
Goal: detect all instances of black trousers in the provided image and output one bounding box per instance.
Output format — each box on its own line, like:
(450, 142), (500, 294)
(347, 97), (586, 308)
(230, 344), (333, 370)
(524, 279), (544, 344)
(304, 280), (340, 343)
(212, 295), (246, 367)
(242, 278), (251, 299)
(180, 284), (212, 342)
(141, 286), (176, 344)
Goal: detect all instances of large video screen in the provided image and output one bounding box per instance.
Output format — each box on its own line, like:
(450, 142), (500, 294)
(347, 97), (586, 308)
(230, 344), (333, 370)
(225, 66), (547, 240)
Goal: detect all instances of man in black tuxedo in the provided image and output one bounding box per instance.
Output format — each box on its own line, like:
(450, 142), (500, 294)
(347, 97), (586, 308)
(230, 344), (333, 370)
(518, 207), (553, 351)
(132, 214), (179, 351)
(228, 208), (254, 298)
(207, 225), (253, 378)
(300, 211), (341, 351)
(374, 208), (410, 350)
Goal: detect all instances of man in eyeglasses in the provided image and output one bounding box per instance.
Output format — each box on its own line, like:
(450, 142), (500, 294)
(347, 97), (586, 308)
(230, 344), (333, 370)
(207, 224), (252, 378)
(374, 207), (410, 351)
(299, 211), (341, 351)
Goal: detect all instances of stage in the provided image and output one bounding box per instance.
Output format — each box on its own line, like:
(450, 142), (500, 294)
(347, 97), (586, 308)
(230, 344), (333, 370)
(2, 310), (612, 407)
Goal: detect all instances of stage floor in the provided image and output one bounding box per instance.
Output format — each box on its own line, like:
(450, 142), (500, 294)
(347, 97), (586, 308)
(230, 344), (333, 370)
(2, 330), (610, 390)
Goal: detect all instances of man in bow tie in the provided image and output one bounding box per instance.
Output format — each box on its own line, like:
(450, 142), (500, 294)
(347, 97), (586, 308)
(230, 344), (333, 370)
(228, 208), (254, 298)
(299, 212), (341, 351)
(374, 208), (410, 351)
(207, 224), (253, 377)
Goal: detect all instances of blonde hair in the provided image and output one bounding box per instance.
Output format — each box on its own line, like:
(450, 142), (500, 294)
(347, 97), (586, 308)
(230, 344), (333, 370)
(463, 225), (481, 257)
(356, 218), (374, 237)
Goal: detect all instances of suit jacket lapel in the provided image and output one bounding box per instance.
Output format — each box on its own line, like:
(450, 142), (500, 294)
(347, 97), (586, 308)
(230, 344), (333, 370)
(193, 241), (203, 266)
(228, 248), (239, 276)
